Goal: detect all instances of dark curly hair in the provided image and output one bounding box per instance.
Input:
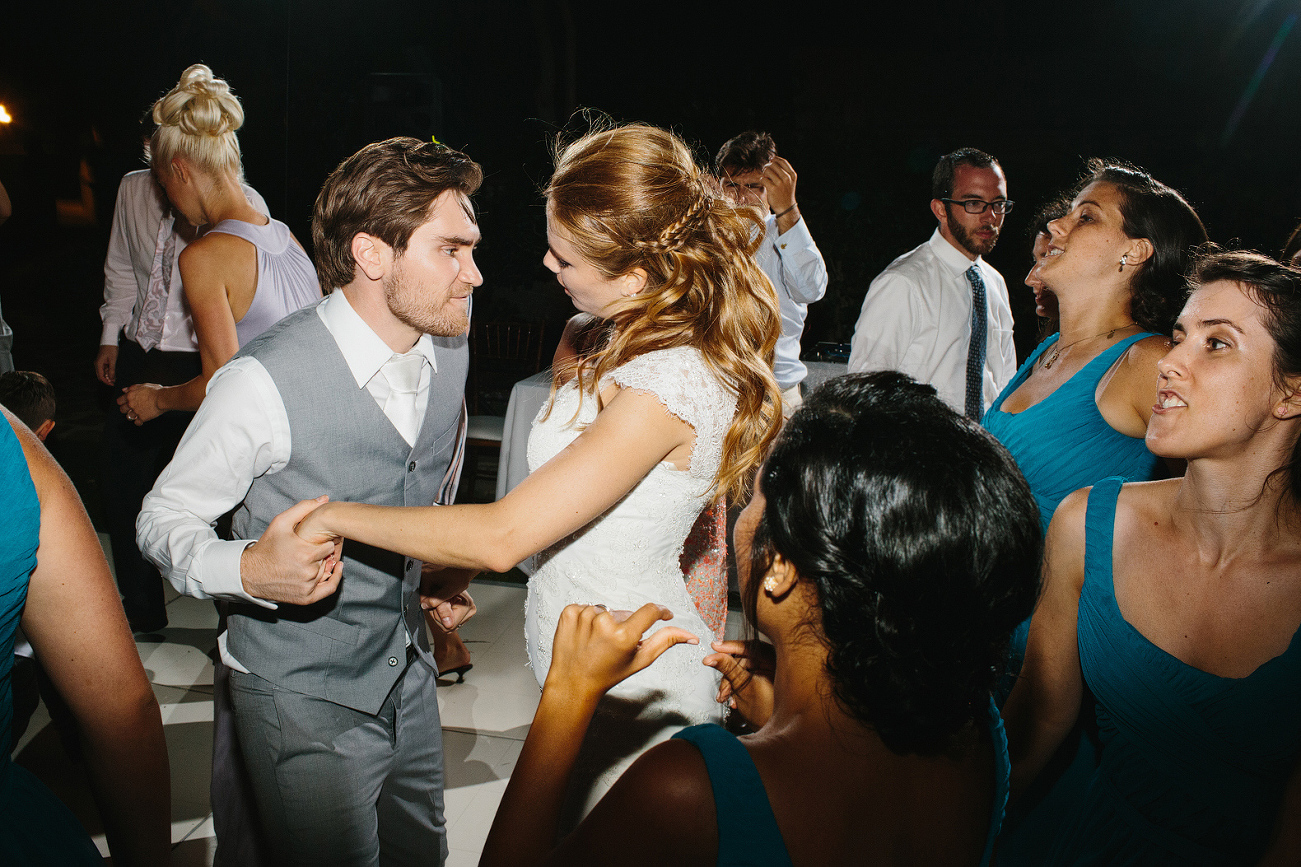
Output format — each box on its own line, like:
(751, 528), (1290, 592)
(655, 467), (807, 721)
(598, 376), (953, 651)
(745, 372), (1041, 756)
(1075, 159), (1207, 334)
(1186, 248), (1301, 502)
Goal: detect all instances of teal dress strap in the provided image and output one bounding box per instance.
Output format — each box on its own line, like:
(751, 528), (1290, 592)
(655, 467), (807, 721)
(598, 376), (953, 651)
(672, 723), (794, 867)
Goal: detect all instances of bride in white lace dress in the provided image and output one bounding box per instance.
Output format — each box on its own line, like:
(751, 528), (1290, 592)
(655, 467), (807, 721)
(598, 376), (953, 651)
(299, 123), (782, 820)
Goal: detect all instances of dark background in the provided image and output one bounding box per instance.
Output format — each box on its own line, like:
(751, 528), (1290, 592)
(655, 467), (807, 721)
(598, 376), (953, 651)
(1, 0), (1300, 501)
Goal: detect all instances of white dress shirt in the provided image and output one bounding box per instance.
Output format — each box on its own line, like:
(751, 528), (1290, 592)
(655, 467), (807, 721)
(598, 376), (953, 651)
(848, 229), (1015, 414)
(756, 214), (828, 390)
(137, 291), (439, 668)
(100, 169), (269, 351)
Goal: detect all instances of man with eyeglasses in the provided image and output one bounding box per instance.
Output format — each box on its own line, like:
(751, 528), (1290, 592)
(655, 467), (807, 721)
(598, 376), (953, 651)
(848, 147), (1016, 420)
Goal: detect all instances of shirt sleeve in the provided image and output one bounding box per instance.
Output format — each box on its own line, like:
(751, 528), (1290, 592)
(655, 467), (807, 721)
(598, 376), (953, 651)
(848, 270), (917, 373)
(771, 218), (828, 304)
(100, 180), (142, 345)
(136, 357), (291, 607)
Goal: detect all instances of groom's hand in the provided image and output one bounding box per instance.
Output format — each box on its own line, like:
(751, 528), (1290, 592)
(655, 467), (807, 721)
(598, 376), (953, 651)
(241, 496), (343, 604)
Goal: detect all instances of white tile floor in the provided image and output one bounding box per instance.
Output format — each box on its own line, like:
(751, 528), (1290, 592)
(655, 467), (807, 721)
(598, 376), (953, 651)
(12, 555), (540, 866)
(14, 537), (743, 865)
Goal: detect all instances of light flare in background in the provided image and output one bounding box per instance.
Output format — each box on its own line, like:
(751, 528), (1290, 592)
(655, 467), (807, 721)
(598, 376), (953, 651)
(1221, 12), (1299, 147)
(0, 105), (11, 124)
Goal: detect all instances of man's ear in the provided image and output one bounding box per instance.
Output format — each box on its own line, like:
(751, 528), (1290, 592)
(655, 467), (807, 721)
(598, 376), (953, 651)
(620, 267), (648, 297)
(930, 198), (949, 227)
(351, 233), (391, 283)
(34, 419), (54, 442)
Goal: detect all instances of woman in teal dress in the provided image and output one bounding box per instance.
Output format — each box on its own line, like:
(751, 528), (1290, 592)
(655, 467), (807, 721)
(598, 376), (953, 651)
(0, 408), (170, 865)
(987, 163), (1207, 862)
(479, 373), (1042, 866)
(1005, 250), (1301, 864)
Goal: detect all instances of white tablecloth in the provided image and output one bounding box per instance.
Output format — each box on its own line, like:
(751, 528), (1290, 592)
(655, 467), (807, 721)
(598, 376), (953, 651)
(803, 360), (848, 393)
(495, 370), (553, 501)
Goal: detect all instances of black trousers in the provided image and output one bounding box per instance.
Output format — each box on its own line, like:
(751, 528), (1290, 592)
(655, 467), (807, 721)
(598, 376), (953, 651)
(99, 337), (200, 630)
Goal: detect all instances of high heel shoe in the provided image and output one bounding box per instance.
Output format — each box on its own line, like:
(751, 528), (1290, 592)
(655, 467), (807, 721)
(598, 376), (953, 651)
(438, 662), (473, 684)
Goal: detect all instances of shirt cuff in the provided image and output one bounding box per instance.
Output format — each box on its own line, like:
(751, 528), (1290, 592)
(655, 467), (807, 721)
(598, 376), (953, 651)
(101, 321), (125, 346)
(774, 216), (816, 249)
(198, 539), (279, 610)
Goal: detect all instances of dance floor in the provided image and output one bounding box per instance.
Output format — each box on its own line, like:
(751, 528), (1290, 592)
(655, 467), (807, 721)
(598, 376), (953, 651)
(13, 556), (539, 866)
(13, 536), (743, 865)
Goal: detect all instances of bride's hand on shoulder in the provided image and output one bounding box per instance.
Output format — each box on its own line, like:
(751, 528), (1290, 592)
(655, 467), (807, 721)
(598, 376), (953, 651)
(705, 639), (776, 729)
(545, 602), (698, 702)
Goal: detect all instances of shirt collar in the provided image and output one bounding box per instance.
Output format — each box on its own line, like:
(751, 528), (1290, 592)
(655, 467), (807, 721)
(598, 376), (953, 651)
(927, 228), (983, 275)
(315, 291), (440, 389)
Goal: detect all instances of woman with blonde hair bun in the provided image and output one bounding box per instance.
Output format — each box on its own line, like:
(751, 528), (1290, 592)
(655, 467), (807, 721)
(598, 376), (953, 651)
(118, 63), (319, 425)
(298, 122), (782, 823)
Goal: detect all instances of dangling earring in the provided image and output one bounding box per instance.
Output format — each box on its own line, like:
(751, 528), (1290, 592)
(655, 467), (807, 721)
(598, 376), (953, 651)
(1118, 254), (1128, 272)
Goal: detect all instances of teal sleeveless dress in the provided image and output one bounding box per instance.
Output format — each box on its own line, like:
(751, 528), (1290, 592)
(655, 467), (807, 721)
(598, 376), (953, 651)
(0, 419), (102, 864)
(673, 699), (1009, 867)
(1040, 477), (1301, 863)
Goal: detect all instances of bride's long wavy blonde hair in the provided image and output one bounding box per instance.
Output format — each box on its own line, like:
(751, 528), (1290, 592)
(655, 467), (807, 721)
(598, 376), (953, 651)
(545, 123), (782, 502)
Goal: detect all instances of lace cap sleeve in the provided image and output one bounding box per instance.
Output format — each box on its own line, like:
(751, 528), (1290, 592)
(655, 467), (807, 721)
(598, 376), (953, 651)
(608, 347), (737, 480)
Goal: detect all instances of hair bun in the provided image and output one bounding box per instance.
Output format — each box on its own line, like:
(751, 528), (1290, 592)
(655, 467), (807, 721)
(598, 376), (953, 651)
(155, 63), (244, 139)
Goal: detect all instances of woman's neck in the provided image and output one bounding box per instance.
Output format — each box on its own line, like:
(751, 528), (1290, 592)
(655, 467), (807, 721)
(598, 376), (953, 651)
(199, 172), (265, 228)
(1054, 285), (1138, 343)
(1173, 451), (1301, 558)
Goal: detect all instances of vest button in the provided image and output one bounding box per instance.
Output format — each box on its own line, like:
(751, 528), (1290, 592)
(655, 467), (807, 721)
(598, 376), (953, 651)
(408, 461), (417, 472)
(388, 656), (399, 666)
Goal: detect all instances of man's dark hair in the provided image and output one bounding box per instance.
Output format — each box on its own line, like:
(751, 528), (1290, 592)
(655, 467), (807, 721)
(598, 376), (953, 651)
(715, 131), (777, 176)
(932, 148), (1001, 200)
(312, 137), (483, 290)
(0, 371), (56, 430)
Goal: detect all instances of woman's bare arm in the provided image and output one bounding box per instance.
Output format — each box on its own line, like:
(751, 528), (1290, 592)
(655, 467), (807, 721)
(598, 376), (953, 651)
(1003, 487), (1090, 797)
(299, 384), (696, 572)
(11, 408), (170, 865)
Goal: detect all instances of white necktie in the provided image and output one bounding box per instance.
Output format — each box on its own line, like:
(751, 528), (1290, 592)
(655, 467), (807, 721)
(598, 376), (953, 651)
(382, 352), (425, 446)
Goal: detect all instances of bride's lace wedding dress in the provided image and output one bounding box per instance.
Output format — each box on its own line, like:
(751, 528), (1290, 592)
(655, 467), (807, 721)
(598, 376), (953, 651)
(524, 345), (732, 821)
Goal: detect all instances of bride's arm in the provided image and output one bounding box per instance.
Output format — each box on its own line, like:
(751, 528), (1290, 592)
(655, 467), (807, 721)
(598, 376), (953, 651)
(297, 385), (695, 572)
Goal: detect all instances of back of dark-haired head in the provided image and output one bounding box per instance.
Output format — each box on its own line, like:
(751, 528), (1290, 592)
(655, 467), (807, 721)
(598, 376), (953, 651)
(1077, 159), (1207, 334)
(312, 137), (483, 290)
(1027, 195), (1071, 244)
(0, 371), (56, 431)
(747, 372), (1041, 756)
(931, 148), (1001, 200)
(715, 131), (777, 176)
(1187, 248), (1301, 501)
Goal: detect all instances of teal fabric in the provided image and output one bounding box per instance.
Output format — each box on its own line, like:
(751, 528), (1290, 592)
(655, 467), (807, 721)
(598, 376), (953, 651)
(1045, 477), (1301, 863)
(0, 419), (101, 864)
(675, 700), (1009, 867)
(983, 332), (1159, 537)
(673, 723), (793, 867)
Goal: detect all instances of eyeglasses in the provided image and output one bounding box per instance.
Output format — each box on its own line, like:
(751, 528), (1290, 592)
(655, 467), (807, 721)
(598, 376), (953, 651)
(941, 198), (1014, 215)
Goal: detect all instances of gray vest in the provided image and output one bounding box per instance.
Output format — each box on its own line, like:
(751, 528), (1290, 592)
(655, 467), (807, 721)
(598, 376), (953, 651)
(227, 306), (468, 713)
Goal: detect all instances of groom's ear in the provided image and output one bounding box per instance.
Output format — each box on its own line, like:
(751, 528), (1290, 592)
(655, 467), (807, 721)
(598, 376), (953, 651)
(351, 232), (391, 283)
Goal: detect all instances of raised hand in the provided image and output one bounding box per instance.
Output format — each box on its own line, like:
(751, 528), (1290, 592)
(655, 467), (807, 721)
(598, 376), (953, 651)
(241, 496), (343, 604)
(704, 638), (776, 729)
(545, 602), (698, 702)
(759, 156), (799, 215)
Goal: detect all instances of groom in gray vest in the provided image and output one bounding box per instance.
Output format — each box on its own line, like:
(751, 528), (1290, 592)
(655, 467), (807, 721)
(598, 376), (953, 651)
(137, 137), (484, 865)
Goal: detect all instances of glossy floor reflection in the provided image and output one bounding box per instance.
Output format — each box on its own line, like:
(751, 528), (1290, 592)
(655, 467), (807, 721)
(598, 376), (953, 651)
(13, 558), (538, 867)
